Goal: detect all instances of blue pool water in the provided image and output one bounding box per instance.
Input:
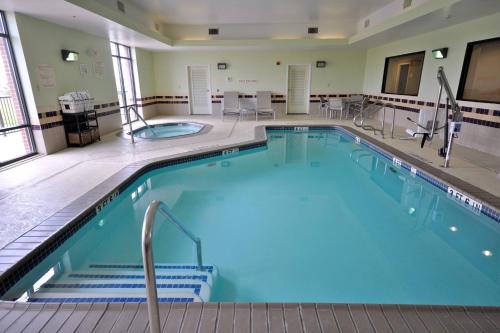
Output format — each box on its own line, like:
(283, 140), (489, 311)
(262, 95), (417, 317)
(132, 122), (203, 139)
(6, 129), (500, 305)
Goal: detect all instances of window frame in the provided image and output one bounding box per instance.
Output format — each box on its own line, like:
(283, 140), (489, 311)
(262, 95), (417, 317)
(0, 10), (36, 167)
(457, 36), (500, 104)
(380, 50), (426, 97)
(110, 41), (138, 125)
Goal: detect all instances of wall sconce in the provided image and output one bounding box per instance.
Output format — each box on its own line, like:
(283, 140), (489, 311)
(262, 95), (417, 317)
(217, 63), (227, 70)
(61, 49), (79, 62)
(316, 61), (327, 68)
(432, 48), (448, 59)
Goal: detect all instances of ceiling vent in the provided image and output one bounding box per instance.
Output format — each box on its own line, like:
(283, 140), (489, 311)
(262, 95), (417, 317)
(208, 28), (219, 35)
(117, 1), (125, 13)
(403, 0), (412, 9)
(364, 19), (370, 28)
(308, 27), (319, 34)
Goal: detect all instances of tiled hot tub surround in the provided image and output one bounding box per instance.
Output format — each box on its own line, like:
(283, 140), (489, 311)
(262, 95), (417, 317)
(0, 125), (499, 300)
(121, 122), (213, 141)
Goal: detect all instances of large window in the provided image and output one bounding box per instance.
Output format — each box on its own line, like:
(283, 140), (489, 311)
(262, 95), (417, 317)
(0, 11), (35, 167)
(110, 42), (138, 125)
(458, 37), (500, 104)
(381, 51), (425, 96)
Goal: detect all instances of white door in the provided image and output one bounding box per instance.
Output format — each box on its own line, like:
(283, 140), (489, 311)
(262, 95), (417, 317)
(188, 65), (212, 115)
(286, 64), (311, 114)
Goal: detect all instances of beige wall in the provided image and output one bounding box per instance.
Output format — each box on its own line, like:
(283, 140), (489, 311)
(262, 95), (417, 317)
(363, 12), (500, 155)
(153, 49), (367, 96)
(133, 48), (157, 119)
(11, 13), (120, 154)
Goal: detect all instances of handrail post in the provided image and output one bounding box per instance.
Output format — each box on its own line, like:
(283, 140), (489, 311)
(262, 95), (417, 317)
(142, 200), (205, 333)
(195, 238), (203, 271)
(142, 200), (161, 333)
(126, 106), (135, 144)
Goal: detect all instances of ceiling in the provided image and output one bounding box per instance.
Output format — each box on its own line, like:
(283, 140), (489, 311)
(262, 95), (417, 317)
(0, 0), (499, 50)
(130, 0), (393, 39)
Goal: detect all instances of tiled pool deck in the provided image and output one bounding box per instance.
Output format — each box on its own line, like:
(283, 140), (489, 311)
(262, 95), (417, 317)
(2, 301), (500, 332)
(0, 114), (500, 331)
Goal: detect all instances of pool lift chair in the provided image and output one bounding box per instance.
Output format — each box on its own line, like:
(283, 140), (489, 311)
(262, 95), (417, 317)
(403, 66), (463, 168)
(221, 91), (241, 120)
(126, 104), (156, 144)
(352, 98), (396, 138)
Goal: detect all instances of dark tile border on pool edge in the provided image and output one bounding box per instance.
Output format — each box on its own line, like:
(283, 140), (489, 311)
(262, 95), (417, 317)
(0, 125), (499, 299)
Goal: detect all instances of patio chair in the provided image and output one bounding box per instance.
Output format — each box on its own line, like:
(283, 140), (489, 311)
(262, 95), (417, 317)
(255, 91), (275, 120)
(327, 98), (343, 119)
(221, 91), (241, 120)
(319, 96), (328, 118)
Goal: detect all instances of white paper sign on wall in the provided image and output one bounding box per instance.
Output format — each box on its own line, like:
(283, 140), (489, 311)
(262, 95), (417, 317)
(36, 64), (56, 88)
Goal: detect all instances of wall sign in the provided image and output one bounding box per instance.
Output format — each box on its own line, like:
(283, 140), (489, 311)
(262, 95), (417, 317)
(294, 126), (309, 132)
(94, 61), (105, 79)
(36, 64), (56, 88)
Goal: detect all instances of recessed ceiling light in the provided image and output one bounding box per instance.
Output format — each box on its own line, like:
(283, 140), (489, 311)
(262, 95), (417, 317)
(449, 226), (458, 232)
(482, 250), (493, 257)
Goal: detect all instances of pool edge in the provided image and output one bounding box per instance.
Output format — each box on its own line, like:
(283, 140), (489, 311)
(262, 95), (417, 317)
(0, 124), (499, 300)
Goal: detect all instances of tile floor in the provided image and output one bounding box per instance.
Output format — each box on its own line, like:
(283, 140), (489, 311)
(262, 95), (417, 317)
(0, 114), (499, 249)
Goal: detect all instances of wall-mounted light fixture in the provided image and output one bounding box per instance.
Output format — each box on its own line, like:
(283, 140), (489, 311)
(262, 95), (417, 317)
(61, 49), (79, 62)
(217, 63), (227, 70)
(316, 61), (327, 68)
(432, 47), (448, 59)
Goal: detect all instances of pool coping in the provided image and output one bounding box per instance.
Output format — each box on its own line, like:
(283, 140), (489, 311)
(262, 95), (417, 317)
(1, 124), (499, 301)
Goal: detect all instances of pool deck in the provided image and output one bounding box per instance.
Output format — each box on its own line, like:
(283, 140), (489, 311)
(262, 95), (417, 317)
(2, 301), (500, 332)
(1, 114), (500, 331)
(1, 114), (498, 250)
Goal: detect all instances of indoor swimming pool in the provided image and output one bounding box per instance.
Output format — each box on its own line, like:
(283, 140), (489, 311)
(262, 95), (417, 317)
(4, 128), (500, 305)
(132, 122), (204, 139)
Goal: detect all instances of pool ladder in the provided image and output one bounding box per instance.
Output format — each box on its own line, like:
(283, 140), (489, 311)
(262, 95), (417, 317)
(126, 105), (156, 143)
(352, 98), (396, 138)
(142, 200), (204, 333)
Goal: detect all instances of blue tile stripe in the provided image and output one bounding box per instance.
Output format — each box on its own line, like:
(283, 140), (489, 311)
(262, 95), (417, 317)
(28, 297), (194, 303)
(68, 273), (208, 282)
(42, 283), (201, 295)
(88, 264), (214, 273)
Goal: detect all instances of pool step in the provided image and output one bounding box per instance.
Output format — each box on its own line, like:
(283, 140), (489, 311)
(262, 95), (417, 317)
(27, 263), (217, 303)
(65, 271), (214, 286)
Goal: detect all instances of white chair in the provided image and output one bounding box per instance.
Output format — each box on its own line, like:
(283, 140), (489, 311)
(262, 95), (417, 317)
(318, 96), (329, 118)
(221, 91), (241, 120)
(327, 98), (343, 119)
(255, 91), (275, 120)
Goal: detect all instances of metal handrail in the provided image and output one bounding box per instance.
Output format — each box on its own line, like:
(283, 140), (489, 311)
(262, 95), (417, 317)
(127, 105), (155, 143)
(353, 99), (395, 138)
(142, 200), (203, 333)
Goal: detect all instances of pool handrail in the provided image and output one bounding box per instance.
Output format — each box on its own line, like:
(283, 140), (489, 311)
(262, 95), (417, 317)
(127, 105), (156, 143)
(142, 200), (204, 333)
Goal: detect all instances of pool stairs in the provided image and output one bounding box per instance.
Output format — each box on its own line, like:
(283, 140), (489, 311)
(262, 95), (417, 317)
(27, 263), (217, 303)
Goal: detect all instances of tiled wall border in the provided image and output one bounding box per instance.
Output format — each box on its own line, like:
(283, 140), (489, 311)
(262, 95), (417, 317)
(32, 101), (121, 131)
(0, 125), (499, 300)
(137, 93), (500, 129)
(366, 94), (500, 129)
